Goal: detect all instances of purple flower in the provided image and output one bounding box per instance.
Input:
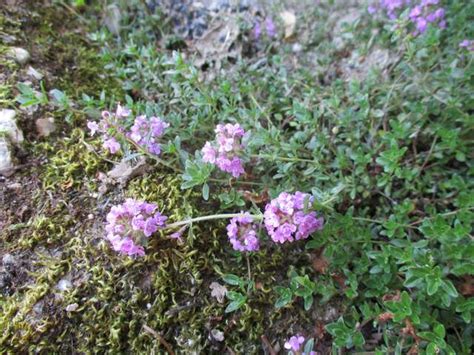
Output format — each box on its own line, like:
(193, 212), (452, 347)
(105, 199), (167, 257)
(284, 334), (305, 352)
(434, 8), (445, 20)
(460, 39), (474, 51)
(216, 156), (245, 178)
(102, 110), (111, 120)
(129, 115), (169, 155)
(202, 142), (217, 164)
(264, 192), (324, 244)
(87, 121), (100, 136)
(253, 21), (262, 39)
(169, 225), (187, 241)
(265, 17), (277, 37)
(201, 123), (247, 178)
(421, 0), (439, 5)
(415, 17), (428, 33)
(116, 103), (131, 118)
(226, 213), (260, 252)
(103, 137), (121, 154)
(409, 6), (422, 20)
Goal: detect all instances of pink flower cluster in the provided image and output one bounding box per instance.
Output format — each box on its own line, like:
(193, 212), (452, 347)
(408, 0), (445, 34)
(87, 104), (131, 154)
(105, 199), (167, 257)
(226, 212), (260, 252)
(129, 115), (169, 155)
(264, 192), (324, 244)
(202, 123), (246, 178)
(369, 0), (446, 34)
(87, 104), (168, 156)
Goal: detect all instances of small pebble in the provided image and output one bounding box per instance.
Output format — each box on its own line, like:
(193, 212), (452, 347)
(65, 303), (79, 312)
(2, 253), (16, 265)
(292, 43), (303, 53)
(211, 329), (224, 342)
(56, 279), (73, 292)
(7, 47), (30, 65)
(27, 66), (44, 80)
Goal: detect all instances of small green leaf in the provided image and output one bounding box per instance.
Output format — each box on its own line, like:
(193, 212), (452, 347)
(303, 338), (314, 354)
(275, 288), (293, 308)
(202, 183), (210, 201)
(222, 274), (243, 286)
(426, 276), (440, 296)
(304, 295), (314, 311)
(225, 296), (246, 313)
(226, 291), (242, 301)
(441, 280), (458, 298)
(433, 324), (445, 338)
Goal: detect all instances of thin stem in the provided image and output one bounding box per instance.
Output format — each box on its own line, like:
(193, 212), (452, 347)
(166, 213), (263, 229)
(409, 207), (474, 226)
(252, 154), (318, 164)
(246, 254), (252, 281)
(249, 94), (273, 128)
(353, 207), (473, 229)
(352, 217), (385, 225)
(208, 177), (265, 186)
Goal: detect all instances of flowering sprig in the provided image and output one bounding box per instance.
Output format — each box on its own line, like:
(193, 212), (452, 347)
(87, 104), (169, 157)
(202, 123), (247, 178)
(128, 115), (169, 155)
(264, 192), (324, 244)
(105, 199), (167, 257)
(105, 192), (325, 256)
(87, 104), (131, 154)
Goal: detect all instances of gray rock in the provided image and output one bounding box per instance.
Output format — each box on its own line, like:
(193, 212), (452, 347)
(0, 137), (14, 176)
(0, 109), (24, 145)
(2, 254), (16, 266)
(0, 33), (17, 44)
(27, 66), (44, 80)
(7, 47), (30, 65)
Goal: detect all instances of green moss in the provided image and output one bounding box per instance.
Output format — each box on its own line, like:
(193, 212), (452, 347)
(36, 128), (104, 191)
(25, 6), (123, 100)
(0, 13), (20, 108)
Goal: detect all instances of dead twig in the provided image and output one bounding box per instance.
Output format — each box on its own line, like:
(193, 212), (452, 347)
(143, 324), (175, 355)
(418, 136), (437, 175)
(261, 335), (277, 355)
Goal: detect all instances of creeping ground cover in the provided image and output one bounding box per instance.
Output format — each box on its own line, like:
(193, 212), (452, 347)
(0, 0), (473, 353)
